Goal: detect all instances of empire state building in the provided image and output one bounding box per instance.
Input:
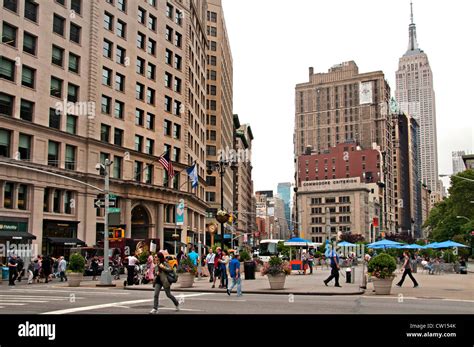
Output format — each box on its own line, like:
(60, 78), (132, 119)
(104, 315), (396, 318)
(395, 2), (440, 192)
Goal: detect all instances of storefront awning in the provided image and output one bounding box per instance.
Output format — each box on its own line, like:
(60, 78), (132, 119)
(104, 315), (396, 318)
(0, 231), (36, 240)
(45, 237), (86, 246)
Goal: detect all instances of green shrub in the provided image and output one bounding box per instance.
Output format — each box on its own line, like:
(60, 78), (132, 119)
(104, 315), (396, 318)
(68, 253), (86, 273)
(368, 253), (397, 279)
(177, 256), (197, 274)
(239, 250), (251, 262)
(442, 250), (458, 264)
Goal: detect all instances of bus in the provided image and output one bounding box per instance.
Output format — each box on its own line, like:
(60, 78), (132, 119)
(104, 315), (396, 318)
(258, 239), (285, 262)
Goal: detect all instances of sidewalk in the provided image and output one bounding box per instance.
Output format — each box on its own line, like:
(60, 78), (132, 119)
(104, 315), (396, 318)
(124, 267), (365, 295)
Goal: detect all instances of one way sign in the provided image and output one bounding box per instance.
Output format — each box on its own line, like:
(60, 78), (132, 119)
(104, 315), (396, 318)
(94, 199), (116, 208)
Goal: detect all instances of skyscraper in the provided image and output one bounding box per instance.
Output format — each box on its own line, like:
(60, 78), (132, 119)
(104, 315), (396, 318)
(277, 182), (291, 231)
(452, 151), (466, 174)
(395, 2), (439, 192)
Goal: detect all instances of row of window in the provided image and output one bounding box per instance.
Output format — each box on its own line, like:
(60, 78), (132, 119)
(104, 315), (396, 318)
(2, 182), (29, 210)
(2, 21), (37, 55)
(4, 0), (40, 22)
(43, 187), (75, 214)
(53, 13), (81, 44)
(166, 3), (183, 26)
(310, 196), (351, 205)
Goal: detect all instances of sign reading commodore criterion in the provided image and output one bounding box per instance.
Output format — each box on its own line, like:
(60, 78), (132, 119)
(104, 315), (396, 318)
(301, 177), (362, 192)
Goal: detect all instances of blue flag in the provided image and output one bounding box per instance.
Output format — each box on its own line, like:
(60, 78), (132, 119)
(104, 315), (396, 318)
(186, 163), (198, 188)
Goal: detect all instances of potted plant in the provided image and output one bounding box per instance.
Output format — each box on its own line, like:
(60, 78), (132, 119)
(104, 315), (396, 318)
(176, 257), (196, 288)
(216, 210), (230, 224)
(367, 253), (397, 295)
(261, 256), (291, 289)
(67, 253), (86, 287)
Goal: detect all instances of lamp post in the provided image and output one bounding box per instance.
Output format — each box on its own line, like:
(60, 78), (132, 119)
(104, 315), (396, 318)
(99, 158), (114, 287)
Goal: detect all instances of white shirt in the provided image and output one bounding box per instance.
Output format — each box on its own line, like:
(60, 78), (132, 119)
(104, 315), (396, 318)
(128, 256), (139, 266)
(206, 253), (215, 264)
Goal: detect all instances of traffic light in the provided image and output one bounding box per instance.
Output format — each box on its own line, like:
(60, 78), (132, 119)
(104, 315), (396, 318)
(109, 228), (125, 239)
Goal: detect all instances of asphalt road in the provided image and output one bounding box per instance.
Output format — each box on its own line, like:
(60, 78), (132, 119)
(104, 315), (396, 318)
(0, 285), (473, 315)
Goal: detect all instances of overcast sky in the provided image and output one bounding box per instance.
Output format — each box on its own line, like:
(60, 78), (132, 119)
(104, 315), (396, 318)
(222, 0), (474, 193)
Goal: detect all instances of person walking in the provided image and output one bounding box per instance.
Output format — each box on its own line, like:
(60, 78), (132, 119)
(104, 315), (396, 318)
(396, 251), (419, 288)
(227, 253), (242, 297)
(323, 248), (341, 287)
(212, 247), (222, 288)
(42, 255), (52, 283)
(219, 250), (229, 289)
(302, 252), (308, 275)
(8, 254), (18, 286)
(150, 252), (180, 314)
(90, 255), (99, 281)
(188, 247), (199, 266)
(58, 256), (68, 282)
(145, 255), (155, 284)
(126, 254), (139, 286)
(307, 252), (314, 275)
(27, 260), (35, 284)
(16, 256), (24, 282)
(205, 248), (215, 282)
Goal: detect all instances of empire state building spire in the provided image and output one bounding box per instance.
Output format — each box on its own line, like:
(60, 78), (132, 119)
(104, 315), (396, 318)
(407, 1), (420, 53)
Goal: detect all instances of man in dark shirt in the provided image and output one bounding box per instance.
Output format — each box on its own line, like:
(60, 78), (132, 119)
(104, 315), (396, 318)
(8, 254), (18, 286)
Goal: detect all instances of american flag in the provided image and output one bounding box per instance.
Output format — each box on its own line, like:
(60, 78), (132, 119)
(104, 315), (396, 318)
(158, 151), (174, 179)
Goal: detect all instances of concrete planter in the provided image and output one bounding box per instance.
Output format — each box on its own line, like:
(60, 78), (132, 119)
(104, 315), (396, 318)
(68, 272), (83, 287)
(267, 273), (286, 290)
(372, 276), (395, 295)
(178, 272), (194, 288)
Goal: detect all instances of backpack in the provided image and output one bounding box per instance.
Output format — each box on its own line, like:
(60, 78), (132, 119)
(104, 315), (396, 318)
(167, 271), (178, 284)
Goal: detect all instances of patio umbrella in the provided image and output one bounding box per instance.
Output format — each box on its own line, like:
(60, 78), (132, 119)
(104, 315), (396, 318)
(398, 244), (424, 249)
(432, 240), (469, 249)
(367, 239), (402, 249)
(424, 242), (440, 249)
(284, 237), (311, 247)
(338, 241), (356, 247)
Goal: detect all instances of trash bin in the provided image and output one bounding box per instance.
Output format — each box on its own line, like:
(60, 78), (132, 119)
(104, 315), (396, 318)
(345, 268), (352, 283)
(244, 261), (256, 280)
(2, 267), (9, 280)
(351, 266), (355, 283)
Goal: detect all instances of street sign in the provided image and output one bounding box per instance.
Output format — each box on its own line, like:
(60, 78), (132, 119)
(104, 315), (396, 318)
(109, 194), (117, 199)
(109, 208), (121, 213)
(94, 199), (116, 208)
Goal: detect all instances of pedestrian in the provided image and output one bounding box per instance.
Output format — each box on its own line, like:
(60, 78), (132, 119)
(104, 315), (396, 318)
(323, 248), (341, 287)
(205, 248), (215, 282)
(8, 253), (18, 286)
(126, 253), (139, 286)
(33, 258), (40, 283)
(188, 247), (199, 266)
(396, 251), (419, 288)
(27, 260), (35, 284)
(150, 252), (180, 314)
(16, 256), (24, 282)
(176, 249), (184, 265)
(145, 255), (155, 284)
(52, 257), (59, 278)
(219, 250), (229, 289)
(212, 247), (222, 288)
(58, 256), (68, 282)
(227, 253), (242, 297)
(302, 251), (308, 275)
(42, 255), (52, 283)
(307, 252), (314, 275)
(91, 255), (99, 281)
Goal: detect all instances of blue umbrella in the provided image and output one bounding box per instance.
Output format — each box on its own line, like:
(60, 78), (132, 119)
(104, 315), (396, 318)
(367, 239), (402, 249)
(338, 241), (356, 247)
(433, 240), (469, 249)
(284, 237), (311, 247)
(398, 244), (425, 249)
(424, 242), (440, 249)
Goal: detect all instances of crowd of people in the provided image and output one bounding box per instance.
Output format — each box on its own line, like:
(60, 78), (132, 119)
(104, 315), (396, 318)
(6, 254), (68, 286)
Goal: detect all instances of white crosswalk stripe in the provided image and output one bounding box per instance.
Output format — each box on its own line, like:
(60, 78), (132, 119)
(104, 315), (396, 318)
(0, 294), (85, 307)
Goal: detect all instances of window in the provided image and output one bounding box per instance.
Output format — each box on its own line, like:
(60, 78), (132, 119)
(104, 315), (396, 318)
(101, 95), (111, 114)
(136, 57), (145, 74)
(135, 109), (144, 126)
(174, 54), (182, 70)
(115, 73), (125, 92)
(52, 45), (64, 66)
(53, 14), (65, 36)
(65, 145), (76, 170)
(50, 77), (63, 98)
(101, 124), (111, 142)
(43, 188), (50, 212)
(137, 32), (145, 49)
(71, 0), (81, 15)
(173, 100), (182, 116)
(146, 88), (155, 105)
(136, 83), (144, 100)
(165, 49), (172, 65)
(22, 31), (36, 55)
(134, 161), (143, 182)
(104, 12), (114, 31)
(210, 115), (216, 125)
(53, 190), (60, 212)
(145, 138), (154, 155)
(21, 65), (35, 88)
(70, 23), (81, 43)
(24, 0), (38, 22)
(3, 0), (17, 12)
(209, 55), (217, 66)
(102, 67), (112, 86)
(64, 191), (73, 214)
(206, 192), (216, 203)
(2, 22), (17, 47)
(206, 145), (216, 156)
(173, 124), (180, 139)
(117, 0), (126, 12)
(147, 38), (156, 55)
(165, 26), (172, 41)
(208, 130), (216, 141)
(148, 15), (156, 31)
(209, 40), (217, 51)
(56, 0), (65, 5)
(15, 150), (31, 183)
(116, 20), (126, 38)
(164, 96), (172, 112)
(207, 11), (217, 22)
(0, 129), (11, 157)
(147, 63), (156, 80)
(68, 53), (80, 73)
(208, 85), (217, 95)
(0, 93), (14, 116)
(17, 184), (28, 210)
(113, 156), (122, 178)
(49, 108), (60, 129)
(114, 128), (123, 146)
(165, 72), (172, 88)
(209, 101), (217, 111)
(144, 165), (153, 184)
(20, 99), (34, 121)
(67, 83), (79, 102)
(146, 113), (154, 130)
(166, 3), (173, 17)
(103, 39), (113, 58)
(0, 56), (15, 81)
(138, 7), (146, 24)
(135, 135), (143, 152)
(206, 176), (216, 186)
(116, 46), (126, 64)
(48, 141), (60, 167)
(174, 32), (182, 47)
(208, 70), (217, 81)
(66, 114), (77, 134)
(175, 10), (182, 25)
(114, 100), (124, 119)
(164, 120), (171, 136)
(4, 182), (13, 208)
(174, 77), (182, 93)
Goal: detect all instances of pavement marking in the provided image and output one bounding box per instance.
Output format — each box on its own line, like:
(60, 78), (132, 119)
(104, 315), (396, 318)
(10, 288), (130, 295)
(185, 298), (247, 302)
(442, 298), (474, 303)
(364, 296), (474, 303)
(0, 300), (49, 303)
(0, 303), (26, 306)
(42, 293), (211, 315)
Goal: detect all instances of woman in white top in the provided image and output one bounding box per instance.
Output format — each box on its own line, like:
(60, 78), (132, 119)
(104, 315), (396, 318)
(219, 250), (230, 289)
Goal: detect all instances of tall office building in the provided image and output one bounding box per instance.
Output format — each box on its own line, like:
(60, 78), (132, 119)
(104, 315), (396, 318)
(294, 61), (396, 235)
(277, 182), (291, 231)
(205, 0), (234, 231)
(395, 2), (439, 192)
(0, 0), (211, 257)
(452, 151), (466, 174)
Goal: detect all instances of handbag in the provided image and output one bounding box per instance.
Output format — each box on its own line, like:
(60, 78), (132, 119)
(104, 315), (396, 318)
(167, 271), (178, 284)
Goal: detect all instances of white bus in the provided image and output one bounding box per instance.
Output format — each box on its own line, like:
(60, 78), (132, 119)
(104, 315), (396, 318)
(258, 239), (284, 262)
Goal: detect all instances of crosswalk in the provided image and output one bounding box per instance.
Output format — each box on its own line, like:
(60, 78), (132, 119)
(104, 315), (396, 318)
(0, 294), (85, 309)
